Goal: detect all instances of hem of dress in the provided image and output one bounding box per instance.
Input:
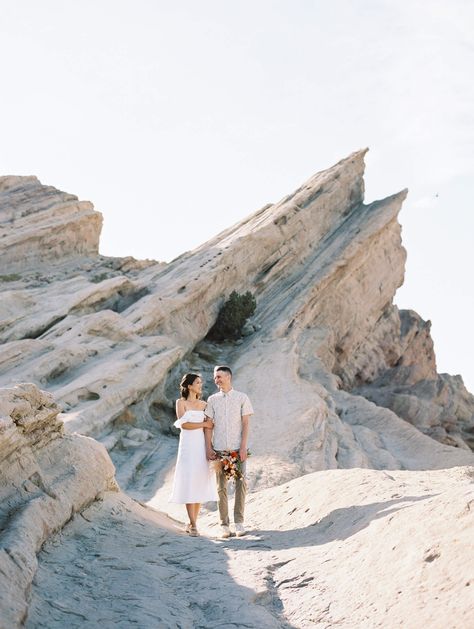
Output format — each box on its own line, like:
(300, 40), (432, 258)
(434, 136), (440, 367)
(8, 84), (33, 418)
(169, 498), (218, 504)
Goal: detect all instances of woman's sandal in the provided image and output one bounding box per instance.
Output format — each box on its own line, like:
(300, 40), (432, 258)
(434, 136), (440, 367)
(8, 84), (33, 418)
(189, 526), (199, 537)
(185, 524), (192, 534)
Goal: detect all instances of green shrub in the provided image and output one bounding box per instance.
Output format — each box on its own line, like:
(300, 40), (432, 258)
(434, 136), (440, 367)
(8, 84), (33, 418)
(208, 290), (256, 341)
(0, 273), (21, 282)
(90, 272), (110, 283)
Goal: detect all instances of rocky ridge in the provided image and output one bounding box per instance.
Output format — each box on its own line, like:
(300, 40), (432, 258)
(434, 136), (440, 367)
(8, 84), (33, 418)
(0, 150), (472, 482)
(0, 151), (473, 626)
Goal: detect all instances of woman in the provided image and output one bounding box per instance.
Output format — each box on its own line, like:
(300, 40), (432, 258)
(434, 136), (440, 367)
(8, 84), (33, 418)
(169, 373), (217, 536)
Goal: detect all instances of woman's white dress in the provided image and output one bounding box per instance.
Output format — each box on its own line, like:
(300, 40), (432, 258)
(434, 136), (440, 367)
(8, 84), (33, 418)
(169, 410), (218, 503)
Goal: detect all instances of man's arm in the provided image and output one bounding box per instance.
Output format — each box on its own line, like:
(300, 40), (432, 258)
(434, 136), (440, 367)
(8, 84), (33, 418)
(239, 415), (250, 461)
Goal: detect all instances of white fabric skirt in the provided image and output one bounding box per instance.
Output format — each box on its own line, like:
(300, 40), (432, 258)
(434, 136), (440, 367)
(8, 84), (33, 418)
(169, 410), (218, 503)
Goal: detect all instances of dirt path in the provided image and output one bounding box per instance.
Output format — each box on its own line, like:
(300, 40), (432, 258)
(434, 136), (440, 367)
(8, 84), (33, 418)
(26, 467), (474, 628)
(25, 492), (294, 629)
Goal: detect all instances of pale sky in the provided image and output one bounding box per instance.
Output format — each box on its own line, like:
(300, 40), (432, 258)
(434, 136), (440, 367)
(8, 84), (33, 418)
(1, 1), (473, 391)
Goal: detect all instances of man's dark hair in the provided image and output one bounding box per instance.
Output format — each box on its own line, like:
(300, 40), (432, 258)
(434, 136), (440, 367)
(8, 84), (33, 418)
(215, 365), (232, 377)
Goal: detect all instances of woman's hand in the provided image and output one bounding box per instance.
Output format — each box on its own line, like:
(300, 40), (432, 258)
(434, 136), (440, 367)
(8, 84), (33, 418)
(202, 419), (214, 429)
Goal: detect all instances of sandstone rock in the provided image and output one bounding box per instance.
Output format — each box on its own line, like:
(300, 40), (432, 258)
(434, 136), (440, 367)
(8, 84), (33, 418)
(1, 150), (473, 627)
(241, 321), (255, 336)
(23, 466), (474, 629)
(120, 436), (144, 448)
(357, 373), (474, 451)
(0, 150), (472, 488)
(350, 308), (474, 450)
(237, 466), (474, 628)
(126, 427), (152, 442)
(0, 176), (102, 272)
(0, 383), (118, 627)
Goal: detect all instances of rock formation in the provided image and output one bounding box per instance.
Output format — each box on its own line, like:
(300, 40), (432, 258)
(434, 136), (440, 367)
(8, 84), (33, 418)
(0, 176), (102, 273)
(1, 151), (473, 626)
(0, 383), (117, 627)
(18, 455), (474, 627)
(0, 151), (472, 482)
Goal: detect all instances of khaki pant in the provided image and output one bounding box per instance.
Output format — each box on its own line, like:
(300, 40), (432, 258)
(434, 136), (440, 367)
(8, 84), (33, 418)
(215, 461), (247, 525)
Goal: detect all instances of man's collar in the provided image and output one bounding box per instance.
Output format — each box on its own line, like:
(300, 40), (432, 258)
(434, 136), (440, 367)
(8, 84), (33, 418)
(220, 387), (234, 395)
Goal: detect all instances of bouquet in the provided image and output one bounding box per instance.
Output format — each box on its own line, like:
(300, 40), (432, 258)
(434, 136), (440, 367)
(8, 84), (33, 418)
(214, 449), (251, 481)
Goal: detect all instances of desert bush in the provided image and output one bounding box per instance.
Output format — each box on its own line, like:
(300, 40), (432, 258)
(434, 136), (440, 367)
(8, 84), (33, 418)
(90, 272), (110, 283)
(208, 290), (256, 341)
(0, 273), (21, 282)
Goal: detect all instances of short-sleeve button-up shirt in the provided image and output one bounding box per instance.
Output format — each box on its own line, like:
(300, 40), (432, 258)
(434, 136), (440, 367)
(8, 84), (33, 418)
(205, 388), (254, 451)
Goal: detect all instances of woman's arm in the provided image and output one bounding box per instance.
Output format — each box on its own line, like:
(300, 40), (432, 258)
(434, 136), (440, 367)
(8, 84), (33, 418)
(174, 399), (190, 430)
(176, 399), (186, 419)
(181, 420), (213, 430)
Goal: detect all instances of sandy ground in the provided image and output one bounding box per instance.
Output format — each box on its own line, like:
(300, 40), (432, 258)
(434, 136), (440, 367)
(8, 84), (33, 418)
(26, 491), (290, 629)
(26, 466), (474, 629)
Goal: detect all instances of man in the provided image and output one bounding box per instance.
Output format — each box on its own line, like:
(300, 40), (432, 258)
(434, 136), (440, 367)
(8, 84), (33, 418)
(205, 365), (253, 538)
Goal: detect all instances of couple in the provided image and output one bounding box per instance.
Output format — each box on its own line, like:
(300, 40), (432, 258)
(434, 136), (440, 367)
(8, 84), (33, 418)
(169, 365), (253, 539)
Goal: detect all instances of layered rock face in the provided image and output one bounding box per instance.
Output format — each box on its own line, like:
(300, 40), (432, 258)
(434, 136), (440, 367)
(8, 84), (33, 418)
(0, 384), (472, 628)
(0, 151), (473, 494)
(1, 151), (473, 627)
(0, 383), (117, 627)
(0, 176), (102, 273)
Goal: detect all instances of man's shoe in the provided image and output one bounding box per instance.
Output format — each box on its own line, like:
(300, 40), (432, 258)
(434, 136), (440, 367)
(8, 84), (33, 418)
(220, 525), (231, 538)
(235, 523), (246, 537)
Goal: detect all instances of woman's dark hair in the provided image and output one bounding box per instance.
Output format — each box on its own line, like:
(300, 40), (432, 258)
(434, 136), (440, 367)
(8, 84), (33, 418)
(180, 373), (201, 400)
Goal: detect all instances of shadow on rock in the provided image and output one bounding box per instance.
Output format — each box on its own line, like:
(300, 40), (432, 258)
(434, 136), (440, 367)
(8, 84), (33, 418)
(25, 492), (296, 629)
(237, 494), (437, 552)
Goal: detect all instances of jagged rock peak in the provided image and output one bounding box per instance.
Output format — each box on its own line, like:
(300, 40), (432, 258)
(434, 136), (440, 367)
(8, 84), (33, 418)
(0, 149), (471, 457)
(201, 147), (372, 250)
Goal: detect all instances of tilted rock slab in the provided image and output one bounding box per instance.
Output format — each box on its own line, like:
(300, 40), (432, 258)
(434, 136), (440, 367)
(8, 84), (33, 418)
(0, 383), (117, 627)
(0, 152), (473, 627)
(0, 151), (472, 496)
(0, 176), (102, 273)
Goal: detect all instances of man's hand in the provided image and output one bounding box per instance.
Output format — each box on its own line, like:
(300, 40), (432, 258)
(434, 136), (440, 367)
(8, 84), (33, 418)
(206, 448), (217, 461)
(240, 415), (250, 463)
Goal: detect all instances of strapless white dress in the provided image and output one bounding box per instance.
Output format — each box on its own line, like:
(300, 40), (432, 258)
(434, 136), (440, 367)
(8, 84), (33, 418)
(169, 410), (218, 503)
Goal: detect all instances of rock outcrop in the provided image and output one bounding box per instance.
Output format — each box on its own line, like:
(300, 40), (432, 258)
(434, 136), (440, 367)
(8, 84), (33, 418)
(1, 150), (474, 628)
(24, 465), (474, 628)
(0, 176), (102, 273)
(0, 383), (117, 627)
(1, 150), (472, 492)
